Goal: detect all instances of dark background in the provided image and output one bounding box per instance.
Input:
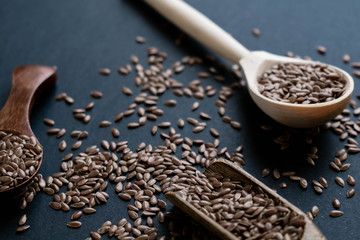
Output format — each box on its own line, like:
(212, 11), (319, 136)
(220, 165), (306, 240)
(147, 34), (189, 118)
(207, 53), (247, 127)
(0, 0), (359, 239)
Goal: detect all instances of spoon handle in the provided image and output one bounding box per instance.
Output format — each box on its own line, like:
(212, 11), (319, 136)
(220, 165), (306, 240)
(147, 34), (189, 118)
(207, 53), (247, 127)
(0, 65), (57, 137)
(145, 0), (250, 63)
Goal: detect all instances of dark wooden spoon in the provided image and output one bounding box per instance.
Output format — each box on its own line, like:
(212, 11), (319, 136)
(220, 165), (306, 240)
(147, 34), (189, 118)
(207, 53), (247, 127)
(0, 65), (57, 194)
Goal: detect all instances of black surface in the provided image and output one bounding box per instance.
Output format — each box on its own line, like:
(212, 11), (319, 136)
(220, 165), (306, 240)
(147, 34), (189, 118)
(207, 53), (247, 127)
(0, 0), (359, 239)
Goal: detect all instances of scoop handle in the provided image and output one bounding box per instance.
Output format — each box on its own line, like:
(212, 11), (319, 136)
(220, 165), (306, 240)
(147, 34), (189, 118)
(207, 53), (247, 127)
(0, 65), (57, 136)
(145, 0), (250, 63)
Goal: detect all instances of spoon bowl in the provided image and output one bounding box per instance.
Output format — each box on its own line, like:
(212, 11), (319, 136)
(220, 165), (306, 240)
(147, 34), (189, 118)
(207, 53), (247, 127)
(145, 0), (354, 128)
(242, 51), (354, 128)
(0, 65), (57, 194)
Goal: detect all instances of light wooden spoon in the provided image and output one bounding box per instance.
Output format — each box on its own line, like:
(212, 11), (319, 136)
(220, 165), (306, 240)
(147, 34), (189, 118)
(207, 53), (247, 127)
(0, 65), (57, 194)
(145, 0), (354, 128)
(165, 158), (326, 240)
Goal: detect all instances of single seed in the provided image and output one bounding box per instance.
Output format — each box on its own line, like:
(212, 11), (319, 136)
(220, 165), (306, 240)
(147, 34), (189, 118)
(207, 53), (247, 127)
(330, 210), (343, 218)
(98, 68), (111, 75)
(332, 198), (340, 209)
(273, 169), (280, 179)
(252, 28), (260, 37)
(262, 168), (270, 177)
(335, 176), (345, 187)
(353, 70), (360, 78)
(343, 54), (350, 63)
(111, 128), (120, 138)
(347, 188), (355, 198)
(71, 211), (83, 220)
(90, 90), (103, 98)
(347, 175), (356, 186)
(99, 121), (111, 127)
(16, 225), (30, 232)
(199, 112), (211, 120)
(59, 140), (67, 151)
(43, 118), (55, 126)
(164, 99), (177, 106)
(72, 141), (82, 150)
(317, 45), (326, 54)
(135, 36), (146, 43)
(230, 121), (241, 129)
(18, 214), (27, 226)
(311, 206), (319, 217)
(123, 86), (133, 95)
(191, 102), (200, 111)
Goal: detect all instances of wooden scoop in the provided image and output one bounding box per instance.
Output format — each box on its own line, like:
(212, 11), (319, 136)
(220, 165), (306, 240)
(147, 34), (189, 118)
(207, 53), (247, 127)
(0, 65), (57, 193)
(145, 0), (354, 128)
(165, 159), (326, 240)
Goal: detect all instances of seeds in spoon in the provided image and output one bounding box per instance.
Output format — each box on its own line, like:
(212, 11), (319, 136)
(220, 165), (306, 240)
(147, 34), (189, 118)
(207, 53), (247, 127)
(258, 62), (347, 104)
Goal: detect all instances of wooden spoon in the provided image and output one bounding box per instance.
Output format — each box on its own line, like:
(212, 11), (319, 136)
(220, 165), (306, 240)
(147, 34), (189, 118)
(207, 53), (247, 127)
(165, 158), (326, 240)
(145, 0), (354, 128)
(0, 65), (57, 193)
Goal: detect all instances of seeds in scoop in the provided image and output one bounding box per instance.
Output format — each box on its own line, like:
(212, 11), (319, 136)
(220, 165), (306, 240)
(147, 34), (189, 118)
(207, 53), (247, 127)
(43, 118), (55, 126)
(98, 68), (111, 75)
(347, 188), (355, 198)
(317, 45), (326, 54)
(330, 210), (343, 218)
(258, 62), (346, 104)
(18, 214), (27, 226)
(16, 225), (30, 232)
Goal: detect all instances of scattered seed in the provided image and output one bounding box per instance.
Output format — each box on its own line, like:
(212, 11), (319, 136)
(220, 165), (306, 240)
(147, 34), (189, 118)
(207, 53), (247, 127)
(135, 36), (146, 43)
(99, 121), (111, 127)
(332, 198), (340, 209)
(330, 210), (343, 218)
(347, 188), (355, 198)
(252, 28), (260, 37)
(343, 54), (350, 63)
(347, 175), (356, 186)
(335, 176), (345, 187)
(18, 214), (27, 226)
(98, 68), (111, 75)
(43, 118), (55, 126)
(16, 225), (30, 232)
(317, 45), (326, 54)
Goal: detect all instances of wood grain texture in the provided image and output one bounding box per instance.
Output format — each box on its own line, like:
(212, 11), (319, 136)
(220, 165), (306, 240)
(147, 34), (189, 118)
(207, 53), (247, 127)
(165, 158), (327, 240)
(0, 64), (57, 193)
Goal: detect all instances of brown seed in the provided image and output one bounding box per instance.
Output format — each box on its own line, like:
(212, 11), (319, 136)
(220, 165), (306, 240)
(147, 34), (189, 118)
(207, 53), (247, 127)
(90, 231), (101, 240)
(111, 128), (120, 138)
(177, 118), (184, 128)
(43, 118), (55, 126)
(335, 176), (345, 187)
(351, 62), (360, 68)
(191, 102), (200, 111)
(55, 92), (67, 100)
(72, 141), (82, 150)
(164, 99), (177, 107)
(99, 120), (111, 127)
(210, 128), (219, 137)
(59, 140), (67, 151)
(353, 70), (360, 78)
(347, 175), (356, 186)
(343, 54), (350, 63)
(311, 206), (319, 217)
(279, 182), (287, 188)
(230, 121), (241, 129)
(135, 36), (146, 43)
(90, 90), (103, 98)
(18, 214), (27, 226)
(57, 128), (66, 138)
(252, 28), (260, 37)
(332, 198), (340, 209)
(16, 225), (30, 232)
(300, 178), (308, 189)
(199, 112), (211, 120)
(330, 210), (343, 218)
(85, 101), (95, 110)
(273, 169), (280, 179)
(318, 177), (328, 188)
(65, 96), (74, 104)
(317, 45), (326, 54)
(71, 211), (83, 220)
(67, 221), (82, 228)
(262, 168), (270, 177)
(123, 86), (133, 95)
(347, 188), (355, 198)
(98, 68), (111, 75)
